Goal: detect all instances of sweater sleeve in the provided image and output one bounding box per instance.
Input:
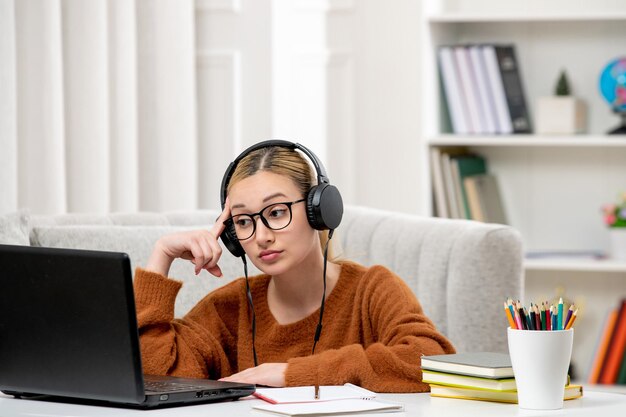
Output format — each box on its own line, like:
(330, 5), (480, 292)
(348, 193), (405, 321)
(284, 266), (455, 392)
(133, 268), (237, 379)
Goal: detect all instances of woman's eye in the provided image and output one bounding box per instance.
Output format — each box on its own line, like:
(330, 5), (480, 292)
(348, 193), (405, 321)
(269, 208), (287, 218)
(235, 218), (252, 228)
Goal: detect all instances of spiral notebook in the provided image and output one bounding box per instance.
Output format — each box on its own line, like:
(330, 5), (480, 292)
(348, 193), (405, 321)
(253, 383), (375, 404)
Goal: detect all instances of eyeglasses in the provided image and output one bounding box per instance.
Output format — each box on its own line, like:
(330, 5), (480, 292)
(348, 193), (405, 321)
(225, 199), (306, 241)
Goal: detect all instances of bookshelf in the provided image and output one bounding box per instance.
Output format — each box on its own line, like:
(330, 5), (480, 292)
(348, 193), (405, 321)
(420, 0), (626, 381)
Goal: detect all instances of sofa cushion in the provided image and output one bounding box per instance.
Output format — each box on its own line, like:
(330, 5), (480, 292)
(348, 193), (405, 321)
(0, 210), (30, 245)
(30, 225), (260, 317)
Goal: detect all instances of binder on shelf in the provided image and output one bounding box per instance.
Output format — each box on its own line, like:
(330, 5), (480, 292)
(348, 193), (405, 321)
(454, 46), (483, 134)
(468, 45), (498, 134)
(438, 46), (470, 134)
(481, 45), (513, 134)
(494, 45), (531, 133)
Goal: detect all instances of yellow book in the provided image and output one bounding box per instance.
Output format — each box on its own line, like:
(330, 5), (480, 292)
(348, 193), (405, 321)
(422, 370), (516, 391)
(429, 384), (583, 404)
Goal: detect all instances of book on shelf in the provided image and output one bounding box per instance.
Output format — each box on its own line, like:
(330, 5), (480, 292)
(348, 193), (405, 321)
(587, 307), (619, 384)
(481, 44), (512, 134)
(454, 46), (483, 134)
(430, 147), (449, 218)
(468, 45), (498, 134)
(451, 154), (487, 219)
(438, 46), (470, 134)
(464, 174), (508, 224)
(421, 352), (514, 379)
(429, 384), (583, 404)
(438, 43), (531, 135)
(493, 45), (531, 133)
(440, 152), (463, 219)
(422, 370), (516, 391)
(598, 299), (626, 384)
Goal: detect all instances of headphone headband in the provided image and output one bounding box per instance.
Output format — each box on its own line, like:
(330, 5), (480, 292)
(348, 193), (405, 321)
(220, 140), (329, 208)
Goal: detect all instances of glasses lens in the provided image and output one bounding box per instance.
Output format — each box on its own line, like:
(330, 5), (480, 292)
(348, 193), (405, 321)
(231, 214), (255, 240)
(262, 203), (292, 230)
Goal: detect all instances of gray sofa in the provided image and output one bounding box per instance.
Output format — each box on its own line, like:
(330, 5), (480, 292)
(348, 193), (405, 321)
(0, 206), (523, 353)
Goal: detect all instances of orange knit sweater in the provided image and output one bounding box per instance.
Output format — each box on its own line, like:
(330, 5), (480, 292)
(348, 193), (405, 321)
(134, 261), (455, 392)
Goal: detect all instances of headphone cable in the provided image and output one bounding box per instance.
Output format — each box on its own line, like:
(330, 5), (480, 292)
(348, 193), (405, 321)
(312, 229), (334, 356)
(242, 256), (259, 367)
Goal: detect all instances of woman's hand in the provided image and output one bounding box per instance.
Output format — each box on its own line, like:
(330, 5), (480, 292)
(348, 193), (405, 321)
(219, 363), (288, 387)
(145, 199), (232, 277)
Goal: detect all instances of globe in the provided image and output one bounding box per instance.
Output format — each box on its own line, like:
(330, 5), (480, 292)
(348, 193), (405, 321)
(599, 57), (626, 134)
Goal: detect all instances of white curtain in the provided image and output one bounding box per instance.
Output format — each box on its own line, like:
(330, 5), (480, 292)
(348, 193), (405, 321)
(0, 0), (199, 214)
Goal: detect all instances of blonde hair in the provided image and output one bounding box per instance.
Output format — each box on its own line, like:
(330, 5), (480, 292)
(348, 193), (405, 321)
(227, 146), (338, 259)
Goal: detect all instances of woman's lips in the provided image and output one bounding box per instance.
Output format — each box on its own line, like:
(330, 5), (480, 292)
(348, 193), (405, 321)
(259, 250), (282, 261)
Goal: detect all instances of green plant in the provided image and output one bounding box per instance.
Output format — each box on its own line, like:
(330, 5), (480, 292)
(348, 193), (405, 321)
(555, 70), (571, 96)
(602, 193), (626, 227)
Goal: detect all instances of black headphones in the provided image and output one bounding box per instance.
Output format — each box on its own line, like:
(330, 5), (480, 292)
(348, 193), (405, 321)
(219, 140), (343, 258)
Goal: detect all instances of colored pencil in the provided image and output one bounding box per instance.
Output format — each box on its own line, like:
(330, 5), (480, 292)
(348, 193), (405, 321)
(517, 302), (527, 330)
(534, 304), (541, 331)
(504, 301), (517, 329)
(558, 297), (564, 330)
(564, 305), (575, 330)
(565, 309), (578, 330)
(540, 303), (547, 331)
(524, 307), (533, 330)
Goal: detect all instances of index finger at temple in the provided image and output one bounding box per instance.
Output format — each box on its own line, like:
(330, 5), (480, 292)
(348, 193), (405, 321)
(210, 196), (231, 236)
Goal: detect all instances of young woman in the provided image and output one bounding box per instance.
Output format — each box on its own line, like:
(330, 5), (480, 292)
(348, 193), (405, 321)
(134, 142), (455, 392)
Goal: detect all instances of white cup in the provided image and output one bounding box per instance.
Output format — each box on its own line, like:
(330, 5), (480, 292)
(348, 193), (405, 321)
(507, 327), (574, 410)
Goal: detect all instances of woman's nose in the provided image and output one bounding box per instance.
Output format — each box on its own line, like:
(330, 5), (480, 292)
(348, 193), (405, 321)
(254, 216), (274, 242)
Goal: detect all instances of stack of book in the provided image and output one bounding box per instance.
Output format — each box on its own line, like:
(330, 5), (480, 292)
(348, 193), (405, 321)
(587, 299), (626, 385)
(430, 149), (507, 223)
(438, 43), (531, 135)
(421, 352), (583, 404)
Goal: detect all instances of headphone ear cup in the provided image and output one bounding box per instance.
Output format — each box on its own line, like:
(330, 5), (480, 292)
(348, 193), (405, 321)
(306, 184), (344, 230)
(220, 221), (245, 258)
(306, 186), (323, 229)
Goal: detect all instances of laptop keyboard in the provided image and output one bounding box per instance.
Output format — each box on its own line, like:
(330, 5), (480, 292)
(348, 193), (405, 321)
(144, 380), (209, 393)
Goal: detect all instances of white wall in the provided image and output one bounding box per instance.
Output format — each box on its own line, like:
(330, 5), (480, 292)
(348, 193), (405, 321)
(269, 0), (424, 214)
(3, 1), (425, 215)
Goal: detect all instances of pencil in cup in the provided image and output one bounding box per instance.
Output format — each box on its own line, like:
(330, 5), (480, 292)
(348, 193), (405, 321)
(504, 298), (578, 331)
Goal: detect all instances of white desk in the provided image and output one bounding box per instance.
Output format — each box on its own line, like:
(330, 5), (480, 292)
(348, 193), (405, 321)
(1, 390), (625, 417)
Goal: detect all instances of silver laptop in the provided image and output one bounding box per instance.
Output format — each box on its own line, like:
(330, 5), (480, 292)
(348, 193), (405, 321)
(0, 244), (255, 408)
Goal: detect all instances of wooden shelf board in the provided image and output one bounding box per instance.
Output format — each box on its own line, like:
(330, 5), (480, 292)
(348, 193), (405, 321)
(524, 258), (626, 273)
(427, 13), (626, 23)
(427, 135), (626, 148)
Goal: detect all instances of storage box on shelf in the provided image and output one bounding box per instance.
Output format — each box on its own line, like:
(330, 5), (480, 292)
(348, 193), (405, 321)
(419, 0), (626, 385)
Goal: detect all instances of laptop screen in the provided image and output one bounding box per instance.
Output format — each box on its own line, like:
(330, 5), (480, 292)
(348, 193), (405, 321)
(0, 245), (145, 404)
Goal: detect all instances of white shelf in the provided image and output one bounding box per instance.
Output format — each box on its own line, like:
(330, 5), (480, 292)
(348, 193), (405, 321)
(421, 0), (626, 393)
(427, 13), (626, 23)
(524, 258), (626, 273)
(427, 135), (626, 148)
